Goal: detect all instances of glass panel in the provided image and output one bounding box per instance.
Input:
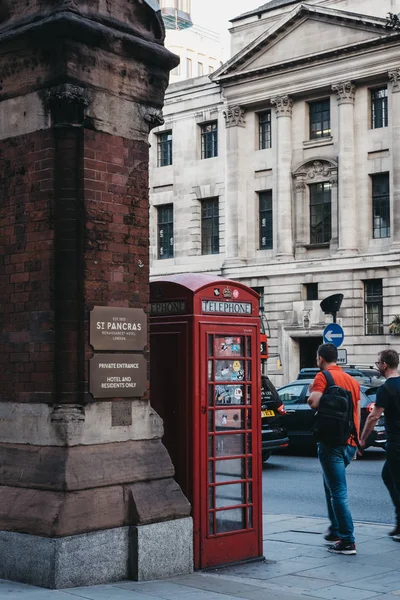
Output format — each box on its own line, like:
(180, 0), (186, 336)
(208, 410), (214, 432)
(215, 483), (245, 509)
(209, 512), (215, 535)
(246, 360), (251, 381)
(247, 458), (252, 479)
(215, 408), (244, 431)
(246, 337), (252, 357)
(247, 434), (252, 453)
(209, 487), (215, 509)
(216, 433), (244, 457)
(248, 507), (253, 529)
(208, 461), (215, 483)
(208, 335), (214, 357)
(216, 508), (246, 534)
(208, 384), (214, 406)
(246, 385), (252, 406)
(246, 409), (252, 430)
(215, 385), (244, 405)
(248, 482), (253, 503)
(215, 360), (244, 382)
(215, 458), (245, 482)
(214, 336), (244, 358)
(208, 360), (213, 381)
(208, 435), (214, 457)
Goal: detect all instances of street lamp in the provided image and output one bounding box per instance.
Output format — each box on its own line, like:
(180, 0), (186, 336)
(320, 294), (343, 324)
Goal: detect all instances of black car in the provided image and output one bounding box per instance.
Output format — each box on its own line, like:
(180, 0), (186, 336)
(261, 375), (289, 462)
(276, 379), (386, 450)
(297, 367), (371, 384)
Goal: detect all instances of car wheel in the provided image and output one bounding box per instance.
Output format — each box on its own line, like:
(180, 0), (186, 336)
(262, 451), (271, 462)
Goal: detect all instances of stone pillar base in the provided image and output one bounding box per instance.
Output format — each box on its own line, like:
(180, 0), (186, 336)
(0, 518), (193, 589)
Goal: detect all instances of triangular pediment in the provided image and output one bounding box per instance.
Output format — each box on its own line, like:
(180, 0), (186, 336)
(213, 4), (390, 81)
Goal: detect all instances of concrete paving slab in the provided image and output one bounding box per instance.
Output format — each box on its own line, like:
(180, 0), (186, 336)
(304, 584), (382, 600)
(299, 562), (393, 583)
(261, 574), (335, 592)
(347, 571), (400, 594)
(58, 585), (158, 600)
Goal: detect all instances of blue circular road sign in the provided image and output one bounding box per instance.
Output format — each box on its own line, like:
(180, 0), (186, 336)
(323, 323), (344, 348)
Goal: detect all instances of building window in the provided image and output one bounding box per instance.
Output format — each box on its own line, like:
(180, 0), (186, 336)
(364, 279), (383, 335)
(305, 283), (318, 301)
(171, 62), (181, 76)
(309, 182), (331, 244)
(198, 62), (204, 76)
(258, 190), (273, 249)
(201, 198), (219, 255)
(371, 87), (388, 129)
(309, 99), (331, 139)
(157, 131), (172, 167)
(157, 204), (174, 259)
(259, 111), (272, 150)
(201, 122), (218, 159)
(186, 58), (192, 78)
(371, 173), (390, 239)
(209, 65), (214, 74)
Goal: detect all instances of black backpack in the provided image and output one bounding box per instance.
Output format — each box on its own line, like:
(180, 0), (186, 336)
(313, 370), (357, 446)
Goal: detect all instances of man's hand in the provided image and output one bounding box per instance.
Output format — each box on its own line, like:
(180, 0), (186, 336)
(357, 440), (366, 457)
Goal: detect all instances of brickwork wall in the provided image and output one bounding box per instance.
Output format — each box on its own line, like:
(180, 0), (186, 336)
(0, 127), (150, 403)
(0, 130), (55, 403)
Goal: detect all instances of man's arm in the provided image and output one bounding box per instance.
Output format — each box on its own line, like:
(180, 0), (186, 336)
(359, 405), (384, 449)
(308, 390), (322, 410)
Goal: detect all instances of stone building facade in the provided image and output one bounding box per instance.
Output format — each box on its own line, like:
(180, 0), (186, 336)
(150, 0), (400, 386)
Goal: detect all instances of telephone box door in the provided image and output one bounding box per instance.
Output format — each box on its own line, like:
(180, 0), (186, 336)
(199, 323), (262, 568)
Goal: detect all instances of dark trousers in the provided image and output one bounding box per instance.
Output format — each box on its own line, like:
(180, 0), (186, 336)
(382, 443), (400, 525)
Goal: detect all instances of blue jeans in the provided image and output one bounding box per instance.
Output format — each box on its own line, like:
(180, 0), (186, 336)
(318, 443), (357, 543)
(382, 442), (400, 525)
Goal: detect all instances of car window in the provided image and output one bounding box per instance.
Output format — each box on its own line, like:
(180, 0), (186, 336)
(277, 385), (305, 404)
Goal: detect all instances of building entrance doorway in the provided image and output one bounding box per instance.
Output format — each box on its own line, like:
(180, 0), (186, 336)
(299, 337), (323, 369)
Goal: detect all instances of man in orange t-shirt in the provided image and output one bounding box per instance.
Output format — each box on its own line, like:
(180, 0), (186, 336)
(308, 343), (360, 555)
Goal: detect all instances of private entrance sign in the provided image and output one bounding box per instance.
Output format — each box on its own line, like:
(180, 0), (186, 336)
(323, 323), (345, 348)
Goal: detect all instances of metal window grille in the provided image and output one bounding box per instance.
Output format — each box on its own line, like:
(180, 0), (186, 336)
(259, 111), (271, 149)
(201, 198), (219, 255)
(305, 283), (318, 301)
(309, 182), (332, 244)
(157, 204), (174, 259)
(258, 191), (273, 249)
(309, 99), (331, 139)
(157, 131), (172, 167)
(201, 122), (218, 159)
(371, 87), (388, 129)
(372, 173), (390, 239)
(364, 279), (383, 335)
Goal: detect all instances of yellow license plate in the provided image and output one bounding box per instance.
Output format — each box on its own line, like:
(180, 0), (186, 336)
(262, 409), (275, 418)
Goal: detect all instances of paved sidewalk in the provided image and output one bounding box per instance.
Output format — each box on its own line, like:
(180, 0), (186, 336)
(1, 514), (400, 599)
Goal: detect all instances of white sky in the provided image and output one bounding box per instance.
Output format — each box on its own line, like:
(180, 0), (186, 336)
(191, 0), (264, 56)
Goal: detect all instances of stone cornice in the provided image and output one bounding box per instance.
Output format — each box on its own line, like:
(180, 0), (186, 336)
(223, 106), (246, 128)
(270, 95), (293, 117)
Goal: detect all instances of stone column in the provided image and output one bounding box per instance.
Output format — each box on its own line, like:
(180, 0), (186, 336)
(0, 1), (192, 589)
(270, 95), (294, 257)
(332, 81), (358, 254)
(388, 68), (400, 246)
(222, 105), (247, 268)
(293, 179), (307, 256)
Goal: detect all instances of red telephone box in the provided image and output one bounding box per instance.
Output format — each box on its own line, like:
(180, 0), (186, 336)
(150, 274), (262, 569)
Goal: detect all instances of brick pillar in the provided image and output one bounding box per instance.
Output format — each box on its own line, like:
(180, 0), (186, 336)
(0, 1), (192, 589)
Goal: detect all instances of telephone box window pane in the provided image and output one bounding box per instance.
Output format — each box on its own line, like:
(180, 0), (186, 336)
(247, 435), (252, 453)
(208, 487), (215, 509)
(208, 360), (213, 381)
(214, 336), (244, 358)
(215, 360), (244, 381)
(246, 337), (252, 357)
(216, 433), (244, 457)
(246, 385), (251, 406)
(246, 409), (252, 430)
(246, 361), (251, 381)
(247, 458), (252, 479)
(248, 482), (253, 504)
(208, 435), (215, 457)
(215, 408), (244, 431)
(215, 458), (245, 481)
(208, 335), (214, 357)
(208, 384), (214, 406)
(216, 508), (246, 533)
(209, 513), (215, 535)
(215, 483), (245, 509)
(215, 385), (244, 405)
(248, 507), (253, 529)
(208, 410), (214, 432)
(208, 461), (215, 484)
